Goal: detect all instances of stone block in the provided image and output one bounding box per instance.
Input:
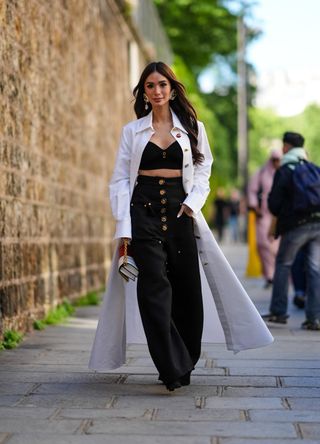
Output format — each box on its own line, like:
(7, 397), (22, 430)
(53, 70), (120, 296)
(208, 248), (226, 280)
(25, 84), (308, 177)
(205, 397), (283, 409)
(125, 375), (276, 387)
(217, 359), (320, 368)
(17, 394), (113, 409)
(287, 398), (320, 410)
(221, 440), (320, 444)
(0, 371), (118, 384)
(229, 367), (320, 377)
(282, 377), (320, 387)
(33, 382), (124, 396)
(88, 419), (297, 438)
(0, 395), (23, 407)
(0, 418), (81, 434)
(5, 435), (213, 444)
(114, 395), (197, 409)
(59, 407), (150, 420)
(0, 383), (35, 395)
(155, 408), (243, 421)
(299, 423), (320, 439)
(249, 409), (320, 422)
(222, 386), (320, 398)
(0, 406), (55, 419)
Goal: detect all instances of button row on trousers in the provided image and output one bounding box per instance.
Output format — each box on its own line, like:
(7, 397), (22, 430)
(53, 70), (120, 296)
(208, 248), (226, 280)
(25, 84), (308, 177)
(159, 180), (168, 230)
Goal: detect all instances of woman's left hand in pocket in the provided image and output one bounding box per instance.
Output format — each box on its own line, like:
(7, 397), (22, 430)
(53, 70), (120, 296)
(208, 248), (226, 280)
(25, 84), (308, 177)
(177, 204), (193, 218)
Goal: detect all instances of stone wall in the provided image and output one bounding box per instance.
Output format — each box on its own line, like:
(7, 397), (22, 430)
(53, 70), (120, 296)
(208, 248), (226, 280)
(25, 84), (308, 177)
(0, 0), (145, 337)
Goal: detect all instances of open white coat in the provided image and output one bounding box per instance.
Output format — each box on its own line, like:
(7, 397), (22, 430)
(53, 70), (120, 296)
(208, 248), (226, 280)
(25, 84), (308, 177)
(89, 110), (273, 371)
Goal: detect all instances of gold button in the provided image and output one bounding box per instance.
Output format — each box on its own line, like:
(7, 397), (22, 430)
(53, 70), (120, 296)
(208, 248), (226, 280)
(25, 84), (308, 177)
(162, 224), (168, 231)
(161, 216), (167, 222)
(161, 198), (167, 204)
(160, 189), (166, 196)
(160, 208), (166, 214)
(159, 179), (165, 185)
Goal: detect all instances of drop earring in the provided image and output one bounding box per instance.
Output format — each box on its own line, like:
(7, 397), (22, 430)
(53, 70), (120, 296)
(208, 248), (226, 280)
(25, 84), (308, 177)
(170, 89), (177, 101)
(143, 93), (149, 110)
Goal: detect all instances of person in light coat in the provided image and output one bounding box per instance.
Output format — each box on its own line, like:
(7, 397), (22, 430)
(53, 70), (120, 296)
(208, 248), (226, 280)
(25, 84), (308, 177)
(247, 151), (281, 288)
(89, 61), (273, 391)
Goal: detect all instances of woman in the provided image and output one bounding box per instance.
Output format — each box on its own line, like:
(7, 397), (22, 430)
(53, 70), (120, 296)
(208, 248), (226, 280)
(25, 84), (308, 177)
(89, 62), (273, 391)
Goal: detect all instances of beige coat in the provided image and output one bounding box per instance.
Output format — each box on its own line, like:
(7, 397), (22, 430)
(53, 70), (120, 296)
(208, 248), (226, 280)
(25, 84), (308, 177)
(89, 110), (273, 371)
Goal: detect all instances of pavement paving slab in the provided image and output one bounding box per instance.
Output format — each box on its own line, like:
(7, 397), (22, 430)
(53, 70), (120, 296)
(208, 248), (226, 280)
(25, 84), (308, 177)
(5, 436), (213, 444)
(0, 243), (319, 443)
(87, 418), (297, 438)
(220, 440), (320, 444)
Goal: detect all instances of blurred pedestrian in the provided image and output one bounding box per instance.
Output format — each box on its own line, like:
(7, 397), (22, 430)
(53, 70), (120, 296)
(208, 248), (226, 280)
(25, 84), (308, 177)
(213, 187), (228, 242)
(228, 188), (241, 242)
(247, 150), (282, 288)
(263, 131), (320, 330)
(291, 247), (307, 309)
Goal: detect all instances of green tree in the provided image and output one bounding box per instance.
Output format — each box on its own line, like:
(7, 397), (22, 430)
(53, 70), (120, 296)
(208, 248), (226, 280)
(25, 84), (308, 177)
(248, 103), (320, 177)
(173, 56), (228, 218)
(249, 107), (286, 174)
(154, 0), (258, 189)
(154, 0), (240, 186)
(154, 0), (237, 74)
(284, 104), (320, 164)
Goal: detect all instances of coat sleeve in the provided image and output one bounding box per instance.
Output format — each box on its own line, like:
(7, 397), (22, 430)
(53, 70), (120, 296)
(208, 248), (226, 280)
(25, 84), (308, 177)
(247, 170), (261, 209)
(183, 121), (213, 215)
(267, 167), (288, 216)
(109, 125), (132, 240)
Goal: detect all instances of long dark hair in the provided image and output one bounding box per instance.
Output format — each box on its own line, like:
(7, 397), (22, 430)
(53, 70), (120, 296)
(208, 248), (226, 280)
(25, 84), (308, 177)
(133, 61), (204, 164)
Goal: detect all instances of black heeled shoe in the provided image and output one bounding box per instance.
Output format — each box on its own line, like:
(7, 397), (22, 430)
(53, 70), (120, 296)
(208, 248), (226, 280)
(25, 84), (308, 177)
(165, 380), (182, 392)
(180, 371), (191, 386)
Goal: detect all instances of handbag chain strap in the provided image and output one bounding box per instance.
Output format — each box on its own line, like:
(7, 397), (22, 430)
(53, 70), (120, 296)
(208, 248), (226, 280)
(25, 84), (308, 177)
(123, 239), (128, 265)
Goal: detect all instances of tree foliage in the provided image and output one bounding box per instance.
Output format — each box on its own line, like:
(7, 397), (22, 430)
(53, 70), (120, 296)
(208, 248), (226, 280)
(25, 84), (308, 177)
(172, 56), (226, 218)
(249, 107), (286, 174)
(154, 0), (237, 74)
(154, 0), (242, 189)
(249, 104), (320, 177)
(284, 104), (320, 165)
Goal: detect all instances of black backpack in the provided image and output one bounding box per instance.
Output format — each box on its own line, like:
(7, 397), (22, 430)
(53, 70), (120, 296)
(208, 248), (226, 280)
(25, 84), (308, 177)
(290, 160), (320, 212)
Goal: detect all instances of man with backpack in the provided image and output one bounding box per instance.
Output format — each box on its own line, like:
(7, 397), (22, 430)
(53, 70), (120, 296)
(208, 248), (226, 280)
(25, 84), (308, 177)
(262, 132), (320, 330)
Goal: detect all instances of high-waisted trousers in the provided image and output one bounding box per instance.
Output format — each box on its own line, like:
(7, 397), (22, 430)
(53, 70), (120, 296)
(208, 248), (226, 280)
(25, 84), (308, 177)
(130, 175), (203, 384)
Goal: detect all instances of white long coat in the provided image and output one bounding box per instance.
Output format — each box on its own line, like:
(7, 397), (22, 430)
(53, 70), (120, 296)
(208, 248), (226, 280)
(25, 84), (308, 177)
(89, 109), (273, 371)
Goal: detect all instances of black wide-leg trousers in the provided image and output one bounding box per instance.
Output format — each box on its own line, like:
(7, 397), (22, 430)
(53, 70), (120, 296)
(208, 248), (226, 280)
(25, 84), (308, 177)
(130, 176), (203, 384)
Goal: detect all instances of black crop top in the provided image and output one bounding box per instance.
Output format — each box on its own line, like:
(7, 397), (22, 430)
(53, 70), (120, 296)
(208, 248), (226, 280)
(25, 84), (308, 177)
(139, 140), (183, 170)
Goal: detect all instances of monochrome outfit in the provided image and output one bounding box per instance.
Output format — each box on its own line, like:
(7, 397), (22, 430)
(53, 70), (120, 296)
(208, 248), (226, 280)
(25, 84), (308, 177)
(89, 109), (273, 373)
(130, 139), (203, 383)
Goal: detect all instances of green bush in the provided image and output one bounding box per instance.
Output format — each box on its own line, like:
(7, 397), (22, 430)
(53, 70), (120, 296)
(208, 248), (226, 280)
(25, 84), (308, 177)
(32, 299), (75, 332)
(44, 300), (75, 325)
(33, 320), (46, 330)
(1, 293), (102, 352)
(32, 291), (102, 333)
(73, 291), (101, 307)
(0, 330), (23, 350)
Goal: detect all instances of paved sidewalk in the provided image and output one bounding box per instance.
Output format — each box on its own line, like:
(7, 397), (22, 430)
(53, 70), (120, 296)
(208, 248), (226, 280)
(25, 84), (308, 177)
(1, 244), (320, 444)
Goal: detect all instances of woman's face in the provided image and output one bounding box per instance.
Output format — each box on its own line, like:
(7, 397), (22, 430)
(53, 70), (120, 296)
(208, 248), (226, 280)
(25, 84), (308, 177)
(144, 71), (172, 109)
